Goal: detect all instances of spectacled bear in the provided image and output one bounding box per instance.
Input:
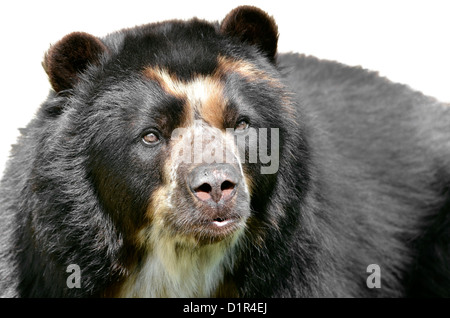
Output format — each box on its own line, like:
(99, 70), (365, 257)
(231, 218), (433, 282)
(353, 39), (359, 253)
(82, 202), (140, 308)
(0, 6), (449, 297)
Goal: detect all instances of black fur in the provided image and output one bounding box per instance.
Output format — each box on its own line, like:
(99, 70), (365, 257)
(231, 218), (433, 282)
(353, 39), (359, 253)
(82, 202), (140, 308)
(0, 6), (449, 297)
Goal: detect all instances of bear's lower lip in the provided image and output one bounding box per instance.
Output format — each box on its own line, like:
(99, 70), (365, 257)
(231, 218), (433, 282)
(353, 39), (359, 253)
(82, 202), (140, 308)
(211, 218), (235, 228)
(192, 217), (243, 244)
(204, 217), (239, 231)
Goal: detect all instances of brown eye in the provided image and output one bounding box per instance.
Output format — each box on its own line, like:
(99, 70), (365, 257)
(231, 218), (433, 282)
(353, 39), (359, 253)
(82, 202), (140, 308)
(234, 119), (249, 132)
(142, 132), (160, 145)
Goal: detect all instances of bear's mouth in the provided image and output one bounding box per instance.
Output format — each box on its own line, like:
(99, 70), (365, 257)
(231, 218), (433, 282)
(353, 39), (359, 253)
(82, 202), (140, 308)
(208, 214), (242, 229)
(187, 213), (246, 244)
(208, 215), (241, 232)
(212, 217), (234, 227)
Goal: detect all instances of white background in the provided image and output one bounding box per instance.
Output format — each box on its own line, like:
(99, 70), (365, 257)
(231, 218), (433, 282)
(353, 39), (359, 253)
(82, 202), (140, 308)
(1, 0), (449, 176)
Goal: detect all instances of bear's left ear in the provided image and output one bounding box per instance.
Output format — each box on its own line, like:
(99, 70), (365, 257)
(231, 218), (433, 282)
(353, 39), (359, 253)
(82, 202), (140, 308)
(220, 6), (279, 62)
(43, 32), (107, 93)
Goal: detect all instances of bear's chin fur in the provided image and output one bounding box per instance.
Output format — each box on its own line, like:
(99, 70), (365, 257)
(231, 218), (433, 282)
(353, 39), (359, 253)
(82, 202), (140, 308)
(116, 227), (243, 297)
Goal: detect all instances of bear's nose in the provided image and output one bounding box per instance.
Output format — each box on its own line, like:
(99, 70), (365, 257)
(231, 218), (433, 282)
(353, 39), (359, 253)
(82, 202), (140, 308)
(188, 164), (240, 203)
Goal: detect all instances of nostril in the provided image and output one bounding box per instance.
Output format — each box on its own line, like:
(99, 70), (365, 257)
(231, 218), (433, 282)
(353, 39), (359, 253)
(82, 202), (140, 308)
(221, 180), (235, 198)
(196, 183), (212, 193)
(194, 183), (212, 201)
(221, 180), (235, 191)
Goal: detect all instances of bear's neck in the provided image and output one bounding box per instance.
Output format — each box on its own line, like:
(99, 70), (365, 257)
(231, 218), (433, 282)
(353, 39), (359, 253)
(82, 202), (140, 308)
(115, 236), (238, 298)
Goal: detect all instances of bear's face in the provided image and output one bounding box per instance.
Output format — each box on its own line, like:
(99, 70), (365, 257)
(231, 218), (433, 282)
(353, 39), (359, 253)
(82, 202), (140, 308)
(41, 6), (295, 296)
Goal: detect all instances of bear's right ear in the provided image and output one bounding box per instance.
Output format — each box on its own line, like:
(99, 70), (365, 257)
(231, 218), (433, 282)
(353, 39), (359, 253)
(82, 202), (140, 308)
(43, 32), (107, 93)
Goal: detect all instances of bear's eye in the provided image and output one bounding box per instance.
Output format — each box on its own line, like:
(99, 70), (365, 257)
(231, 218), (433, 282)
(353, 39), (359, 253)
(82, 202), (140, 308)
(141, 132), (160, 146)
(234, 119), (249, 132)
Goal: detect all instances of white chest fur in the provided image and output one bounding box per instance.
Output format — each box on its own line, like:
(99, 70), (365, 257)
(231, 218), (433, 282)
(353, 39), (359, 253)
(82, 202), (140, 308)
(117, 233), (239, 298)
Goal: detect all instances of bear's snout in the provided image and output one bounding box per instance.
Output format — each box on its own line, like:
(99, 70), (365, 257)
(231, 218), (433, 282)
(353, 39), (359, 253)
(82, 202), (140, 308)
(188, 163), (239, 204)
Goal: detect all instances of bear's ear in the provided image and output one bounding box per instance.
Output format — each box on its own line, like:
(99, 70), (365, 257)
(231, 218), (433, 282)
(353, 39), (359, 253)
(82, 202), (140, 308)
(220, 6), (279, 62)
(43, 32), (107, 93)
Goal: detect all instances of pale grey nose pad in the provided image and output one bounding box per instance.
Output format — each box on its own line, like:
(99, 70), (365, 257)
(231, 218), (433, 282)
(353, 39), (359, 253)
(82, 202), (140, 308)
(188, 164), (240, 203)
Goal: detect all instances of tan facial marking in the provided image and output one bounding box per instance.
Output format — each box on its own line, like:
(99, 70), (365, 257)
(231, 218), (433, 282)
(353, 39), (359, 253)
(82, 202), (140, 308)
(142, 54), (295, 130)
(143, 67), (184, 98)
(215, 56), (295, 118)
(143, 67), (226, 128)
(216, 55), (282, 88)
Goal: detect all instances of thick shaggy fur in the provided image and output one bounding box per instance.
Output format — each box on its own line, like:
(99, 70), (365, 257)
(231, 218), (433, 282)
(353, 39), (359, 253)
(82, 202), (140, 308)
(0, 6), (449, 297)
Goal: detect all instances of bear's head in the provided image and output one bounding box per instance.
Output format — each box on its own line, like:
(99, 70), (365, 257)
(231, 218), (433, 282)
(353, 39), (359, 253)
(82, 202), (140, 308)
(34, 6), (308, 297)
